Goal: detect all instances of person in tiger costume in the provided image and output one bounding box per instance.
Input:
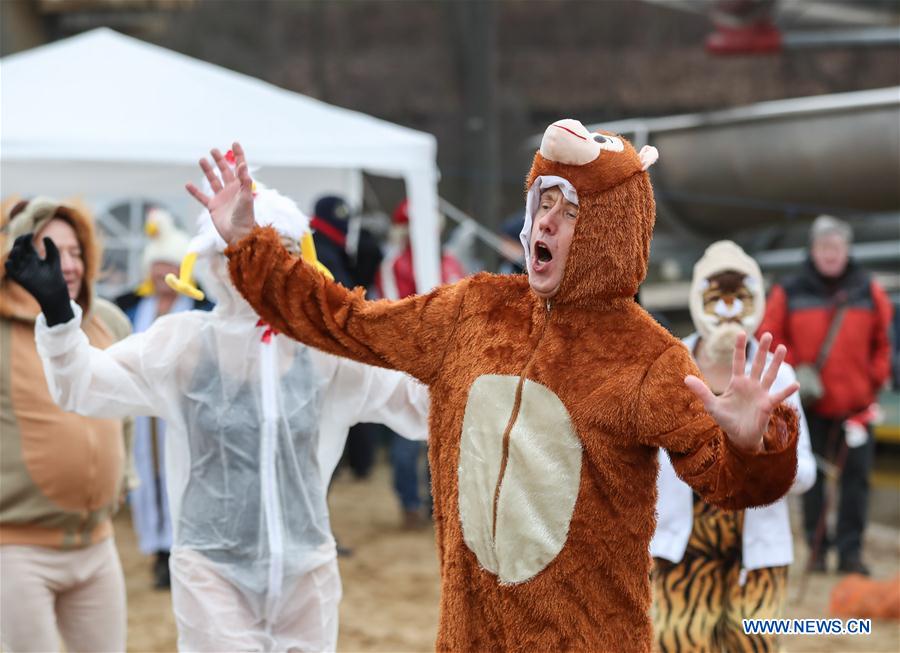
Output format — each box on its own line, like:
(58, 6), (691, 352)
(190, 121), (802, 653)
(651, 240), (816, 653)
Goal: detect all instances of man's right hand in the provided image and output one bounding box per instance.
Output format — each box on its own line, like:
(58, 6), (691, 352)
(4, 234), (74, 326)
(186, 142), (256, 246)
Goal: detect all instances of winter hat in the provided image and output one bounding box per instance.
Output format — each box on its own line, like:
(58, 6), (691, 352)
(313, 195), (352, 234)
(392, 199), (410, 226)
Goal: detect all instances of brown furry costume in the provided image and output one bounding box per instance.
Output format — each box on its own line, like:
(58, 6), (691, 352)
(225, 122), (798, 652)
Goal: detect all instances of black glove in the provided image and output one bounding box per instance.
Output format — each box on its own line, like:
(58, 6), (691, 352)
(4, 234), (75, 326)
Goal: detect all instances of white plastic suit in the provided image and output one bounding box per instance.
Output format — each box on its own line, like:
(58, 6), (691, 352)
(34, 186), (430, 652)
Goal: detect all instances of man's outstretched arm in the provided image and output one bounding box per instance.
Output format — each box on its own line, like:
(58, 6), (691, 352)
(636, 334), (800, 510)
(188, 142), (465, 385)
(226, 226), (467, 385)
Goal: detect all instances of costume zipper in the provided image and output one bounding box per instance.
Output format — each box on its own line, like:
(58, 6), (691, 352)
(259, 338), (284, 617)
(490, 300), (552, 542)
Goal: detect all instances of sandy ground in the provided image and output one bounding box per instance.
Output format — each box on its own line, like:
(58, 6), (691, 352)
(120, 460), (899, 652)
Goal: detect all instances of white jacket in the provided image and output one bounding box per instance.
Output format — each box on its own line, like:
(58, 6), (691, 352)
(650, 333), (816, 572)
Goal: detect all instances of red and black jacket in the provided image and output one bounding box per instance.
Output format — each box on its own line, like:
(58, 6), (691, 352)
(759, 260), (893, 418)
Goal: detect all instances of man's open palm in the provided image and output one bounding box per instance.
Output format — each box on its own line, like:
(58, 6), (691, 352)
(186, 142), (256, 245)
(685, 332), (799, 453)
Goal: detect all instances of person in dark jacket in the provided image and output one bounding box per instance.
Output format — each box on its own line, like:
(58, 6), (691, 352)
(375, 199), (464, 528)
(759, 215), (894, 575)
(309, 195), (382, 291)
(310, 195), (384, 480)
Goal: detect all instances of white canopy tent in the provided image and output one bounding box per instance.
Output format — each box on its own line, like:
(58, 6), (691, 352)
(1, 27), (441, 293)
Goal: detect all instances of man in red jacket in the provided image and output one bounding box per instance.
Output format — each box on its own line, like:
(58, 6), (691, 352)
(375, 199), (465, 528)
(760, 215), (893, 575)
(375, 199), (464, 299)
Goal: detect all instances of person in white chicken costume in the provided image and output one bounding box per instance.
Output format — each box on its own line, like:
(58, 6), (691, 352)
(14, 171), (430, 652)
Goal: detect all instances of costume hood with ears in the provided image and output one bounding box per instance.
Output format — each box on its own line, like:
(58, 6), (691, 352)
(524, 119), (658, 307)
(689, 240), (765, 362)
(1, 197), (100, 319)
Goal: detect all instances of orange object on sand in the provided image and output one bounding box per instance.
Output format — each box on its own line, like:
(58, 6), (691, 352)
(829, 574), (900, 620)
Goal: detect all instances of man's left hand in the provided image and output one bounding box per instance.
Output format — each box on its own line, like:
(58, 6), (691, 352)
(685, 332), (799, 453)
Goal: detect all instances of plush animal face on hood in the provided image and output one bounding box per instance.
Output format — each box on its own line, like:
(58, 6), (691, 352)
(524, 119), (658, 307)
(689, 240), (765, 364)
(1, 197), (100, 320)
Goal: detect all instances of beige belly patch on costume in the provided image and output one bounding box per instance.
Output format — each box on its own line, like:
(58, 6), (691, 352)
(458, 374), (582, 584)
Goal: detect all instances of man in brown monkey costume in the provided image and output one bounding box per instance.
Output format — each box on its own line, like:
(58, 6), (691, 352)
(188, 120), (800, 652)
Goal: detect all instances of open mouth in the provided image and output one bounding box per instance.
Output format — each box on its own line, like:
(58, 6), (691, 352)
(534, 241), (553, 264)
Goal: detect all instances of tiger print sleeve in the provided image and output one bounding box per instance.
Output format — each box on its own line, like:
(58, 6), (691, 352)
(634, 345), (799, 510)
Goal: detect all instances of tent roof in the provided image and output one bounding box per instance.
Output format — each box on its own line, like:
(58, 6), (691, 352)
(0, 28), (436, 173)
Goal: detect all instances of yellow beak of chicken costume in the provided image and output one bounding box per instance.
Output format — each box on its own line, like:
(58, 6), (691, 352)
(220, 120), (800, 653)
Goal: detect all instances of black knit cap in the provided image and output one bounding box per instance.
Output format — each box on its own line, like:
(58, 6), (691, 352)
(313, 195), (352, 234)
